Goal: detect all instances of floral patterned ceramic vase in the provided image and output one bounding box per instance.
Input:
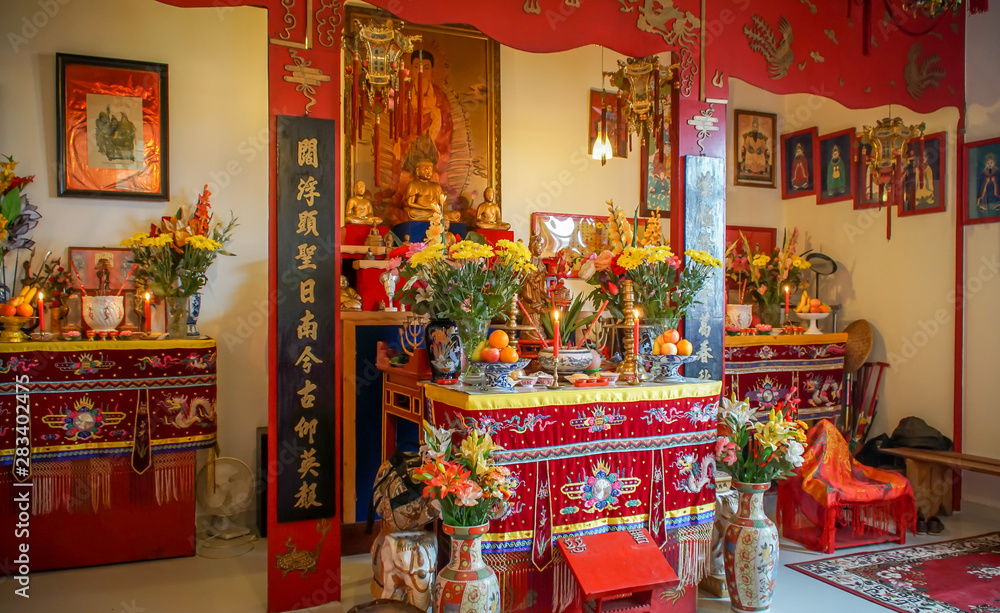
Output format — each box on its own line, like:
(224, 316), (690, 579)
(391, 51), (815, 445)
(434, 523), (500, 613)
(723, 481), (779, 613)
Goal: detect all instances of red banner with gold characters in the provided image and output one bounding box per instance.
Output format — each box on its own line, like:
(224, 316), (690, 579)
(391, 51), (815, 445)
(275, 115), (338, 523)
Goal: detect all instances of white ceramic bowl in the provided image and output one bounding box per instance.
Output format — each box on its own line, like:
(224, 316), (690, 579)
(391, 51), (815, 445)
(83, 296), (124, 332)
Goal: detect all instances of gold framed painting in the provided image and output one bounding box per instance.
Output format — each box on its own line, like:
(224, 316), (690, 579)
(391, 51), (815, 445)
(344, 7), (500, 228)
(733, 110), (777, 188)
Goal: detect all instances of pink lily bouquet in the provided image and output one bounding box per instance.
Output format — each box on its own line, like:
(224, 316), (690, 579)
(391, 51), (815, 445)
(715, 393), (809, 484)
(412, 421), (514, 527)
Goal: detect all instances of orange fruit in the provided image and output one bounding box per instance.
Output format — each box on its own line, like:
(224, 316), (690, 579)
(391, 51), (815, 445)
(661, 329), (680, 344)
(488, 330), (509, 349)
(499, 346), (519, 363)
(661, 342), (678, 355)
(16, 303), (34, 318)
(676, 339), (693, 356)
(0, 304), (16, 317)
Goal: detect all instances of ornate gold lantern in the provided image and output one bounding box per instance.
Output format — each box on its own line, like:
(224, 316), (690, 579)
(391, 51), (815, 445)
(345, 19), (421, 184)
(856, 116), (926, 239)
(900, 0), (963, 17)
(603, 56), (675, 163)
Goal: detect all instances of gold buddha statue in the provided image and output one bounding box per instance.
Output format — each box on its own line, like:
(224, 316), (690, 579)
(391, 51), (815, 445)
(340, 275), (363, 311)
(345, 180), (382, 225)
(404, 160), (460, 222)
(473, 187), (509, 230)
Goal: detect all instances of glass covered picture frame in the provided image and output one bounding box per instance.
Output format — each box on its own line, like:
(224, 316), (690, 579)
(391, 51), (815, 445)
(781, 127), (818, 200)
(963, 135), (1000, 225)
(56, 53), (169, 200)
(817, 129), (855, 205)
(899, 132), (946, 217)
(734, 109), (777, 189)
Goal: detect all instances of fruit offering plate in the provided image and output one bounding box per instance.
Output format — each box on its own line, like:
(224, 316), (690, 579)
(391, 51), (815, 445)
(795, 311), (830, 335)
(640, 354), (699, 383)
(0, 315), (37, 343)
(472, 358), (531, 391)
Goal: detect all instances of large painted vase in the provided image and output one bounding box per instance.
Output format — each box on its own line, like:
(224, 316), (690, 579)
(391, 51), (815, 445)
(434, 523), (500, 613)
(723, 481), (779, 613)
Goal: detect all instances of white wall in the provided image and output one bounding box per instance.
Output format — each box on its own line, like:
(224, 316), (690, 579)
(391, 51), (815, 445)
(963, 9), (1000, 508)
(726, 78), (961, 445)
(0, 0), (269, 474)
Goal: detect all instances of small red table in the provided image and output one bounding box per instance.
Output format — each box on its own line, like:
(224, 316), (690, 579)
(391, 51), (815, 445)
(558, 529), (679, 613)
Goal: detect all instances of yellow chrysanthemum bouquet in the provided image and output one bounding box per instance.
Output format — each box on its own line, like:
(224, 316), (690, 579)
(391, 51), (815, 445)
(397, 238), (536, 353)
(121, 185), (237, 298)
(725, 228), (811, 324)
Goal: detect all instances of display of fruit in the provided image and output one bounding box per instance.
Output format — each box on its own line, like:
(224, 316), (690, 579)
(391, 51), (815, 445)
(475, 329), (521, 364)
(2, 284), (40, 320)
(16, 303), (33, 318)
(489, 330), (509, 349)
(499, 347), (519, 363)
(676, 339), (693, 356)
(795, 290), (832, 314)
(652, 329), (689, 356)
(0, 304), (16, 317)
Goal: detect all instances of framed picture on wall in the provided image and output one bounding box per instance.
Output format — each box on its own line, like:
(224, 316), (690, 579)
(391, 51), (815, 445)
(640, 98), (671, 217)
(589, 89), (628, 160)
(344, 7), (500, 227)
(854, 141), (883, 209)
(963, 135), (1000, 225)
(530, 212), (652, 277)
(733, 110), (777, 188)
(817, 129), (855, 204)
(780, 128), (818, 199)
(725, 225), (777, 256)
(68, 247), (136, 292)
(56, 53), (169, 200)
(899, 131), (946, 217)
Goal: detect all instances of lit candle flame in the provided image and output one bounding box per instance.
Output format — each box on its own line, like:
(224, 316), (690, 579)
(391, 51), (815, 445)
(553, 310), (559, 322)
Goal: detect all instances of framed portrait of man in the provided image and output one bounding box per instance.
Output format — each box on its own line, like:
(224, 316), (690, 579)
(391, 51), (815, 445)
(899, 132), (946, 217)
(734, 110), (777, 188)
(817, 129), (855, 205)
(963, 136), (1000, 225)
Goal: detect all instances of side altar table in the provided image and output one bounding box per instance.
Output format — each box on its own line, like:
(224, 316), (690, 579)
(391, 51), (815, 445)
(724, 333), (847, 421)
(426, 379), (722, 613)
(0, 339), (217, 571)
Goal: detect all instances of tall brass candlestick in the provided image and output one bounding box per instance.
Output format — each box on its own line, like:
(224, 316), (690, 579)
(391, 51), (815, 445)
(508, 295), (519, 351)
(618, 279), (641, 384)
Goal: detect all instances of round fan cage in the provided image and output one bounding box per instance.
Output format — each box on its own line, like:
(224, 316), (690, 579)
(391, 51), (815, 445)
(195, 456), (257, 558)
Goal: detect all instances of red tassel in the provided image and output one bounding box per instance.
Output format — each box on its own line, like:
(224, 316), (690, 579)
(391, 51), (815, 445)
(374, 114), (381, 187)
(970, 0), (988, 13)
(863, 0), (872, 56)
(886, 204), (892, 240)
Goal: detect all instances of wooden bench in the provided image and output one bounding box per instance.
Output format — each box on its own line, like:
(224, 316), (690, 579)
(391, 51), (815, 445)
(881, 448), (1000, 517)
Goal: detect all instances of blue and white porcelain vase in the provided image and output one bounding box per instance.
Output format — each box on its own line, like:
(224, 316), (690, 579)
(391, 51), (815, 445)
(426, 318), (462, 380)
(187, 293), (202, 337)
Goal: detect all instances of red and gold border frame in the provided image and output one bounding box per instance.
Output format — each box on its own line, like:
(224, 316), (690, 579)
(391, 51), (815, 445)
(56, 53), (169, 200)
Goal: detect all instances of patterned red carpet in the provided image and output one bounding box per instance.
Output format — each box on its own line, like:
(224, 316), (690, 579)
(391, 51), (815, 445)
(788, 533), (1000, 612)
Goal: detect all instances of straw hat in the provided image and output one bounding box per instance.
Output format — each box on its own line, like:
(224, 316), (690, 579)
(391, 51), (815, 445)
(843, 319), (873, 374)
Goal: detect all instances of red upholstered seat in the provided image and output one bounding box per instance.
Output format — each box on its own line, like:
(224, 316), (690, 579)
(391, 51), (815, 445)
(777, 419), (916, 553)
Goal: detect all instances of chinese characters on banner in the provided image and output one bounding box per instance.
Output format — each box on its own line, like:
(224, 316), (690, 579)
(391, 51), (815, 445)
(683, 156), (725, 383)
(276, 116), (337, 522)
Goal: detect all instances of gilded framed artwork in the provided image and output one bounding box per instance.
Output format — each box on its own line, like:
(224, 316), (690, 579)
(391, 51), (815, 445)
(68, 247), (136, 292)
(899, 132), (946, 217)
(781, 128), (818, 199)
(963, 135), (1000, 225)
(344, 7), (500, 227)
(589, 89), (628, 160)
(854, 140), (883, 210)
(56, 53), (169, 200)
(817, 129), (855, 205)
(734, 110), (777, 188)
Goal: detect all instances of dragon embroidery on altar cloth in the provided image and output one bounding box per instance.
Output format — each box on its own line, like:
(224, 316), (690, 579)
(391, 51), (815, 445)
(674, 452), (715, 494)
(160, 395), (217, 428)
(450, 412), (555, 435)
(0, 357), (36, 374)
(136, 352), (217, 371)
(803, 375), (841, 407)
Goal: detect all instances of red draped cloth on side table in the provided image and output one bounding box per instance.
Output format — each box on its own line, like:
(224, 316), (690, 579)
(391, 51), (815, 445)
(426, 380), (722, 613)
(777, 419), (916, 554)
(0, 339), (218, 570)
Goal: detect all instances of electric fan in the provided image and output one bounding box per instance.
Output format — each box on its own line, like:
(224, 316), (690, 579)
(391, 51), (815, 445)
(196, 456), (256, 556)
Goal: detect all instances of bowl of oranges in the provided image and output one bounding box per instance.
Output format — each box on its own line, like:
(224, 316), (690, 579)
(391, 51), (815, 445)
(469, 330), (530, 391)
(0, 294), (38, 343)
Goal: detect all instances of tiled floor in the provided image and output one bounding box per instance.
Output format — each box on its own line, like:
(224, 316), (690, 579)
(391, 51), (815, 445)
(4, 503), (998, 613)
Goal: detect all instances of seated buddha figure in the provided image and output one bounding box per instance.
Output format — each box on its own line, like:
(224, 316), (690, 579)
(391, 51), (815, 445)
(404, 160), (460, 222)
(345, 180), (382, 225)
(474, 187), (509, 230)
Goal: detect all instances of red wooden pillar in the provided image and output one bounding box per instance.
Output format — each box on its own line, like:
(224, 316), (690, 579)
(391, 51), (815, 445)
(154, 2), (344, 611)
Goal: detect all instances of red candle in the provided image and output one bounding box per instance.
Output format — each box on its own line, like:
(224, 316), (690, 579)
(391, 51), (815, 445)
(553, 310), (560, 358)
(37, 293), (45, 333)
(632, 309), (640, 355)
(784, 285), (790, 316)
(144, 292), (152, 333)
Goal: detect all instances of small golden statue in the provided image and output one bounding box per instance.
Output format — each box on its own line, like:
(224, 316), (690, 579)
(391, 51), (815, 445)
(519, 235), (548, 315)
(345, 180), (382, 225)
(340, 275), (363, 311)
(473, 187), (510, 230)
(404, 160), (460, 222)
(364, 227), (384, 247)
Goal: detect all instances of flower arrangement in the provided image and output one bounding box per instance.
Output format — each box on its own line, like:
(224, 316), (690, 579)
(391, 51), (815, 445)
(121, 185), (237, 298)
(581, 244), (722, 325)
(396, 238), (536, 350)
(726, 229), (811, 318)
(714, 393), (808, 484)
(412, 421), (514, 527)
(1, 154), (41, 295)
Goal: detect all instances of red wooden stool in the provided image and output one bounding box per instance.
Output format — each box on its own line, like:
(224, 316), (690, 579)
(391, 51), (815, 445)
(557, 529), (679, 613)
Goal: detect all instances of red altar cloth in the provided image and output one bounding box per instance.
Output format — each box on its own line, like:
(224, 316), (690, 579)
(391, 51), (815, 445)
(0, 339), (217, 571)
(426, 380), (722, 613)
(724, 334), (846, 421)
